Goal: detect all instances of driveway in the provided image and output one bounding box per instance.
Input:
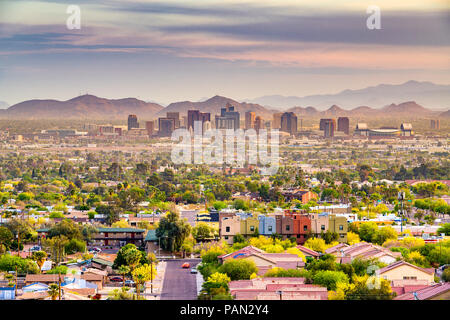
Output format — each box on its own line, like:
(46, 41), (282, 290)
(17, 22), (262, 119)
(160, 259), (200, 300)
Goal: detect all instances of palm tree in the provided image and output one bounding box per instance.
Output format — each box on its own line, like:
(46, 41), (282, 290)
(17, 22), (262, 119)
(118, 265), (130, 288)
(47, 283), (59, 300)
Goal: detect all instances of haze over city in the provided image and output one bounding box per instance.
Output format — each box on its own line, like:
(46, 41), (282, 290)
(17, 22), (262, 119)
(0, 0), (449, 106)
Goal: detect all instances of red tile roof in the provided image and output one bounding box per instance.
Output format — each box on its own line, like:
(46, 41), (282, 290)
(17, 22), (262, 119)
(394, 283), (450, 300)
(377, 260), (435, 276)
(296, 245), (320, 257)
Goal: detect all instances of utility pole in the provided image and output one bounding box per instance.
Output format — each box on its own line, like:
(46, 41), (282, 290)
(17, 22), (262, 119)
(398, 192), (405, 235)
(15, 265), (18, 297)
(150, 260), (153, 294)
(16, 232), (20, 257)
(58, 271), (61, 300)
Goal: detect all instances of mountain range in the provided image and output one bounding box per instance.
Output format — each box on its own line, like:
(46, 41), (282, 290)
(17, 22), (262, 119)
(0, 81), (448, 120)
(156, 95), (275, 119)
(246, 80), (450, 111)
(0, 95), (164, 120)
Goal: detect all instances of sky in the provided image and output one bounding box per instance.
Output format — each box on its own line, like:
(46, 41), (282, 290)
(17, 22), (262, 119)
(0, 0), (449, 106)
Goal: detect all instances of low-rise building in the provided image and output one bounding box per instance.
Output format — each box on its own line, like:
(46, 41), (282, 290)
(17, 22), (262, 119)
(229, 277), (328, 300)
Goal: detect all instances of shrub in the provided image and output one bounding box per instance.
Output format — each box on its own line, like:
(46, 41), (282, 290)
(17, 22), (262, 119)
(313, 270), (349, 291)
(218, 259), (258, 280)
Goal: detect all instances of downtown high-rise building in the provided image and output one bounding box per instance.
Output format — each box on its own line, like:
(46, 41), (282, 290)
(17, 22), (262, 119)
(187, 110), (211, 130)
(245, 111), (256, 129)
(158, 118), (175, 137)
(145, 120), (155, 136)
(321, 118), (336, 137)
(273, 113), (283, 129)
(280, 112), (297, 135)
(166, 112), (180, 129)
(337, 117), (350, 135)
(430, 119), (441, 130)
(215, 103), (240, 130)
(127, 114), (139, 131)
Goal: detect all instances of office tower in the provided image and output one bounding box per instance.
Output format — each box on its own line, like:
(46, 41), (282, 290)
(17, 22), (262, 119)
(187, 110), (200, 131)
(321, 118), (336, 137)
(127, 114), (139, 131)
(145, 121), (155, 136)
(114, 127), (122, 136)
(337, 117), (350, 135)
(187, 110), (210, 130)
(430, 119), (440, 130)
(158, 118), (175, 137)
(215, 103), (240, 130)
(245, 111), (256, 129)
(273, 113), (283, 129)
(280, 112), (298, 135)
(166, 112), (180, 129)
(254, 116), (263, 133)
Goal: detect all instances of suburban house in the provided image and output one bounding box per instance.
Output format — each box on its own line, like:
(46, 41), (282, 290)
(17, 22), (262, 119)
(90, 257), (114, 272)
(309, 213), (329, 235)
(144, 229), (159, 253)
(220, 215), (241, 244)
(91, 228), (145, 247)
(258, 215), (276, 236)
(37, 227), (146, 247)
(218, 246), (305, 276)
(328, 214), (348, 243)
(25, 274), (65, 285)
(296, 245), (321, 260)
(0, 285), (15, 300)
(375, 261), (435, 284)
(394, 282), (450, 300)
(229, 277), (328, 300)
(280, 189), (318, 204)
(330, 242), (401, 264)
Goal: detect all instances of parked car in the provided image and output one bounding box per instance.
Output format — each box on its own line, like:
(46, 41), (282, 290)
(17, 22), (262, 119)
(181, 263), (190, 268)
(29, 246), (41, 252)
(125, 280), (135, 286)
(190, 268), (197, 274)
(109, 276), (123, 282)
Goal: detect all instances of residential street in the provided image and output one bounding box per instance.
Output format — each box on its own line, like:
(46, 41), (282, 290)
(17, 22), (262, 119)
(160, 259), (201, 300)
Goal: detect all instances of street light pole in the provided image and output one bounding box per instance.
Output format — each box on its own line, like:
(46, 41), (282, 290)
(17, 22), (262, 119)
(150, 260), (153, 294)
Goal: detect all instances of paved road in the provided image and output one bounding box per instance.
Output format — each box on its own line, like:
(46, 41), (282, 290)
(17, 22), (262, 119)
(160, 259), (200, 300)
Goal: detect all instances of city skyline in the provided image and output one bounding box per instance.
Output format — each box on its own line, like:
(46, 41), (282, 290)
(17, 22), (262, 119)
(0, 0), (449, 105)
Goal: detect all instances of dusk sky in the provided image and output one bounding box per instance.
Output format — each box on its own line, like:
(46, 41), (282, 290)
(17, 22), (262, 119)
(0, 0), (449, 106)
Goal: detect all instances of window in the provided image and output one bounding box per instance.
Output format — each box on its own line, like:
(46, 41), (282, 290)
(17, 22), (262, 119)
(250, 226), (255, 232)
(224, 236), (229, 240)
(268, 226), (273, 232)
(286, 225), (290, 231)
(303, 225), (308, 231)
(403, 276), (417, 280)
(339, 225), (344, 231)
(321, 225), (325, 230)
(226, 226), (230, 232)
(340, 234), (345, 238)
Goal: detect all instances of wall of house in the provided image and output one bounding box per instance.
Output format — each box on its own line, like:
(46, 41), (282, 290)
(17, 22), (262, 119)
(309, 213), (329, 234)
(240, 217), (260, 235)
(258, 215), (276, 236)
(220, 216), (241, 244)
(380, 265), (434, 283)
(329, 215), (348, 243)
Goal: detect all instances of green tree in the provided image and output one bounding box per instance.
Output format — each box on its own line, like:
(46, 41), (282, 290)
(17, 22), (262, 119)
(118, 265), (130, 288)
(218, 259), (258, 280)
(155, 210), (191, 252)
(31, 251), (47, 272)
(47, 283), (60, 300)
(313, 270), (349, 291)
